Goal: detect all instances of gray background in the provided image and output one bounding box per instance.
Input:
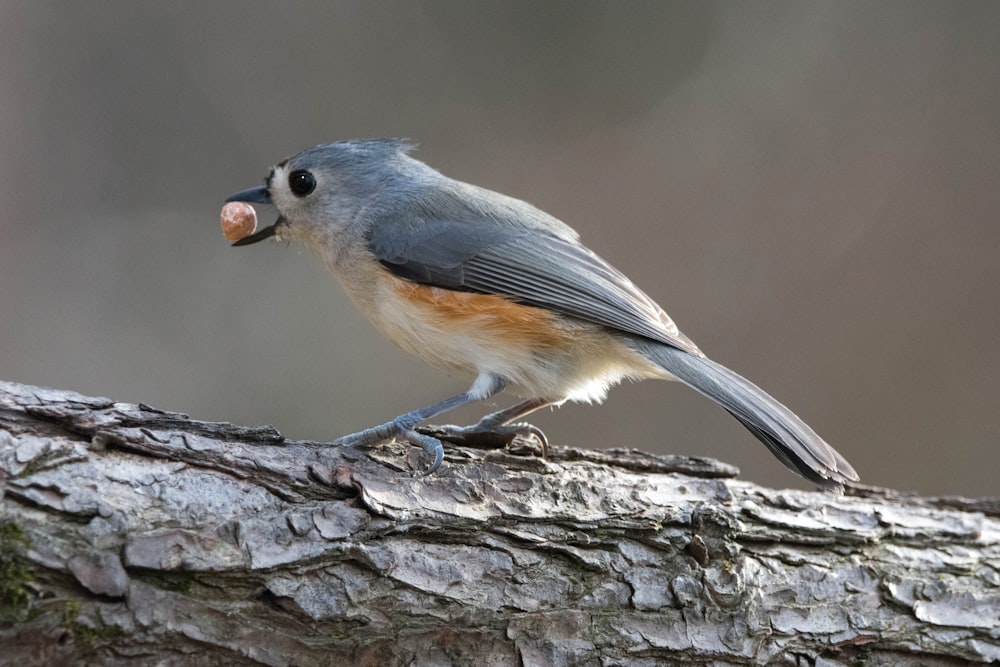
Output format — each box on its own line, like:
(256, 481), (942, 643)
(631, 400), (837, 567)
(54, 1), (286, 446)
(2, 2), (997, 494)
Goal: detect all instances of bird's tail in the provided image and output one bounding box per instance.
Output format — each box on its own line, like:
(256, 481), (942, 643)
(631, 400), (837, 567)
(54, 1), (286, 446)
(628, 339), (859, 488)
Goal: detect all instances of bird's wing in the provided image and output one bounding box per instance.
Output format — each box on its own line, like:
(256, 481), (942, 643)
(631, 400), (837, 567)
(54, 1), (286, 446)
(367, 217), (702, 355)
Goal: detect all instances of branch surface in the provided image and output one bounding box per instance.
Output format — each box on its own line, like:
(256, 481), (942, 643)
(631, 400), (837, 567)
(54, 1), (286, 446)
(1, 381), (998, 666)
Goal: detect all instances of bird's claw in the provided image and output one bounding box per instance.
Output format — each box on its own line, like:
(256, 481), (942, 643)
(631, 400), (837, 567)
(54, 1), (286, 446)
(422, 422), (548, 459)
(332, 414), (546, 473)
(333, 419), (444, 474)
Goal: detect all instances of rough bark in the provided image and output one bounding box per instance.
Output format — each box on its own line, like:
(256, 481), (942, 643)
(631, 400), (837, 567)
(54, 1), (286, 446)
(0, 380), (997, 666)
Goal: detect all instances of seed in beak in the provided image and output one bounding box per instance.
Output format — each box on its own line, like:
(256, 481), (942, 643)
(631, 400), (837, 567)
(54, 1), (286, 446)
(220, 202), (258, 242)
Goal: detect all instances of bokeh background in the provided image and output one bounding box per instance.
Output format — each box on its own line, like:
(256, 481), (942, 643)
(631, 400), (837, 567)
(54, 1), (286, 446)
(2, 2), (997, 495)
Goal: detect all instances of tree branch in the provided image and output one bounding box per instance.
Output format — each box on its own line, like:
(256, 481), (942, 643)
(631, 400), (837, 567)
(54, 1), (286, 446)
(1, 380), (997, 666)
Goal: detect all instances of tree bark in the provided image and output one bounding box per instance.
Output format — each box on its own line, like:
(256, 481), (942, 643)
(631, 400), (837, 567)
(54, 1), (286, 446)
(0, 380), (997, 666)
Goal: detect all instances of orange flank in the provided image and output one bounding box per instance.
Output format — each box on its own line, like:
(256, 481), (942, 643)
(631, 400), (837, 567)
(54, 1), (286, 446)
(364, 271), (666, 401)
(369, 270), (668, 401)
(390, 277), (570, 350)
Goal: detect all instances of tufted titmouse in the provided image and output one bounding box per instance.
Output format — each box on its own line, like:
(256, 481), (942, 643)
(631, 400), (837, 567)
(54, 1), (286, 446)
(226, 139), (858, 488)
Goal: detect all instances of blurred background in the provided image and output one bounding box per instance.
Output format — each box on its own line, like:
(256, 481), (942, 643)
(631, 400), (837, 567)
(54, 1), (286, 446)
(1, 2), (997, 495)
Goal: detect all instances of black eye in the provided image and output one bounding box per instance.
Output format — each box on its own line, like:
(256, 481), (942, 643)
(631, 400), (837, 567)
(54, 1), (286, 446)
(288, 170), (316, 197)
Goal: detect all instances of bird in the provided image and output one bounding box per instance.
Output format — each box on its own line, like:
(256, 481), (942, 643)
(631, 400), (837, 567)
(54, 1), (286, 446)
(225, 138), (858, 488)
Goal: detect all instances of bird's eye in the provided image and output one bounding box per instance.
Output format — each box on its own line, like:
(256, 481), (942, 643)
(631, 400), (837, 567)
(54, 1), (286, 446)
(288, 170), (316, 197)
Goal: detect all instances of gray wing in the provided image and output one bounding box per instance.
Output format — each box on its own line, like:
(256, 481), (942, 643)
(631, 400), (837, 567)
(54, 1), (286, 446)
(369, 217), (702, 356)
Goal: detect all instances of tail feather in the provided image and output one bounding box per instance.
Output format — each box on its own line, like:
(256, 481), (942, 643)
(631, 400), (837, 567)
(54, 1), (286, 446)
(629, 339), (859, 488)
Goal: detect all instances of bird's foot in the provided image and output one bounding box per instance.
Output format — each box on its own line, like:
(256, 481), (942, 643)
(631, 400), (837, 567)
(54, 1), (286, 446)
(420, 421), (548, 459)
(333, 418), (444, 474)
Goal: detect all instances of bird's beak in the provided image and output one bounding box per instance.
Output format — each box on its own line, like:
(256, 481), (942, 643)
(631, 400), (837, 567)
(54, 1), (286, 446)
(225, 185), (284, 246)
(225, 185), (272, 205)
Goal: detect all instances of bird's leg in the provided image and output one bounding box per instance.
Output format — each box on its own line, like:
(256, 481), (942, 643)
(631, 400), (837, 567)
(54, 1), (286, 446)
(471, 397), (552, 430)
(333, 375), (505, 473)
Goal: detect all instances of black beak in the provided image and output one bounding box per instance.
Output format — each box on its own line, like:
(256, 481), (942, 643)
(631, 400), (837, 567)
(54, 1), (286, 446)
(225, 185), (272, 205)
(225, 185), (284, 246)
(231, 221), (283, 246)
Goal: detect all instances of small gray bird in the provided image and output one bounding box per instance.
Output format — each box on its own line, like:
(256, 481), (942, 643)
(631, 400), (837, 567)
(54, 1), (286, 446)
(226, 139), (858, 488)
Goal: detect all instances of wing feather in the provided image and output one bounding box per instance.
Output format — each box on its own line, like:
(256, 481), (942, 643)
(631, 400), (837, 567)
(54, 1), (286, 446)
(369, 218), (702, 356)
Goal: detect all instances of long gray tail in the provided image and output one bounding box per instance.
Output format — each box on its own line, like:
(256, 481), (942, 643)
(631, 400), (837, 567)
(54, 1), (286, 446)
(629, 339), (858, 488)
